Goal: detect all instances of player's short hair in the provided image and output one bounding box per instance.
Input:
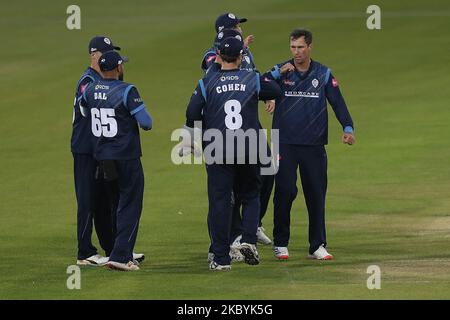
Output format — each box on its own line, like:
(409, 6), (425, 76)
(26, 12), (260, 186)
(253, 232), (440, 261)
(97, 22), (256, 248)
(219, 53), (240, 63)
(290, 29), (313, 45)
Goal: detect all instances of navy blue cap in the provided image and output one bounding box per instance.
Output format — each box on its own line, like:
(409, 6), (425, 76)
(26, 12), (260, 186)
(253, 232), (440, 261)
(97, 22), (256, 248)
(218, 37), (244, 58)
(88, 36), (121, 54)
(214, 29), (243, 49)
(215, 13), (247, 32)
(98, 51), (128, 72)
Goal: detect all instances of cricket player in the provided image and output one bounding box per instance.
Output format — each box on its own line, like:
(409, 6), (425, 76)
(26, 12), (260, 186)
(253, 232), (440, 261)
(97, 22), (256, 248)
(201, 14), (274, 252)
(264, 29), (355, 260)
(80, 51), (152, 271)
(184, 37), (282, 270)
(201, 13), (255, 73)
(72, 36), (121, 266)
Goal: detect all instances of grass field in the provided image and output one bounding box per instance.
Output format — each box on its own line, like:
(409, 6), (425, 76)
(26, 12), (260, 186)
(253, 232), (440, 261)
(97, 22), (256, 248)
(1, 0), (450, 300)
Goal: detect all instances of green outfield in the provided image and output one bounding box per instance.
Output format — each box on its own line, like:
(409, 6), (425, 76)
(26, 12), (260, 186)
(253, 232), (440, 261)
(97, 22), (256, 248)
(1, 0), (450, 299)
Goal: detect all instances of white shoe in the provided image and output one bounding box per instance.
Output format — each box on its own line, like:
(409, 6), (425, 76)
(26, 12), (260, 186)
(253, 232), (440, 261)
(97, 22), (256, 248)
(256, 227), (272, 245)
(77, 254), (109, 266)
(106, 260), (140, 271)
(229, 235), (244, 262)
(238, 242), (260, 265)
(273, 246), (289, 260)
(208, 250), (243, 263)
(308, 245), (333, 260)
(209, 261), (231, 271)
(133, 252), (145, 263)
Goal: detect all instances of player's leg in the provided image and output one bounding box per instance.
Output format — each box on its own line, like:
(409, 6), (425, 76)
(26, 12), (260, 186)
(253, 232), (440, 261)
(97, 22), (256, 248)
(105, 178), (119, 247)
(107, 159), (144, 270)
(257, 173), (274, 244)
(229, 189), (243, 243)
(259, 174), (274, 225)
(298, 145), (328, 256)
(228, 189), (244, 261)
(236, 164), (261, 244)
(92, 162), (114, 257)
(206, 164), (234, 268)
(258, 124), (274, 228)
(73, 153), (98, 261)
(235, 164), (261, 265)
(273, 143), (299, 250)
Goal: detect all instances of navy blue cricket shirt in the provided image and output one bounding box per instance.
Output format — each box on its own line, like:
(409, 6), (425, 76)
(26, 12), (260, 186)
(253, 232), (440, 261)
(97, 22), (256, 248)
(264, 59), (354, 145)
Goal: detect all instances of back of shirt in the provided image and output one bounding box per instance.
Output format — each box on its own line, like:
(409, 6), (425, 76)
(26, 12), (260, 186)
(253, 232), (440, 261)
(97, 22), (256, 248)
(71, 67), (101, 154)
(82, 78), (145, 160)
(199, 69), (260, 161)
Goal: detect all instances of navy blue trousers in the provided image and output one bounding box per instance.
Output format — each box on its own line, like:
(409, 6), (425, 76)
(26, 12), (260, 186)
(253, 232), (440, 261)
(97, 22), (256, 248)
(273, 144), (328, 254)
(230, 174), (274, 242)
(206, 164), (261, 265)
(73, 153), (114, 260)
(109, 158), (144, 264)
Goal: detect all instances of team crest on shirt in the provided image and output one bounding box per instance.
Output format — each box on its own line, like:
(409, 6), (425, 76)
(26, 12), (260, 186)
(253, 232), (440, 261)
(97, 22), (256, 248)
(312, 78), (319, 88)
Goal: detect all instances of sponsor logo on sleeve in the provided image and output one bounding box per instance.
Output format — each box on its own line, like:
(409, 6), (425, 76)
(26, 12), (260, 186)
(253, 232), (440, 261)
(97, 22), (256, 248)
(332, 77), (339, 87)
(283, 79), (295, 86)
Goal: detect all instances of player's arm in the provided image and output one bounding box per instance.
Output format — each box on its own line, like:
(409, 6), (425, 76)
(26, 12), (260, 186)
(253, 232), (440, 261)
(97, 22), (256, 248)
(201, 51), (217, 73)
(76, 76), (94, 118)
(75, 76), (93, 103)
(78, 82), (91, 118)
(185, 82), (206, 128)
(262, 63), (294, 83)
(125, 86), (153, 130)
(205, 62), (221, 74)
(325, 72), (355, 145)
(258, 75), (282, 101)
(177, 83), (205, 157)
(255, 74), (282, 114)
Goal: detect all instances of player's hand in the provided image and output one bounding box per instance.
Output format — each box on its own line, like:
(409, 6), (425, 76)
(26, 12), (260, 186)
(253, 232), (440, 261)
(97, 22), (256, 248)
(178, 141), (202, 157)
(280, 63), (295, 74)
(265, 100), (276, 114)
(177, 126), (202, 157)
(342, 133), (355, 145)
(244, 35), (255, 48)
